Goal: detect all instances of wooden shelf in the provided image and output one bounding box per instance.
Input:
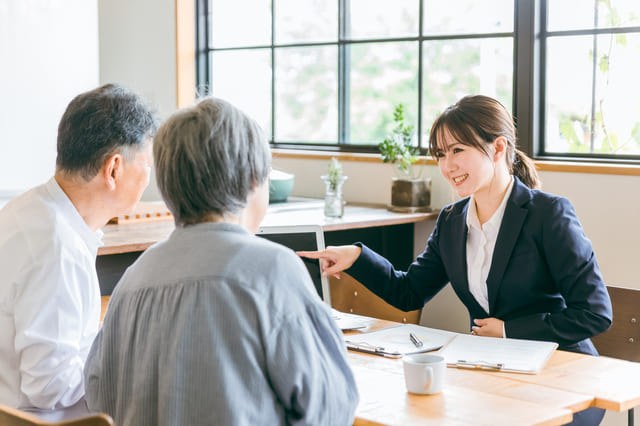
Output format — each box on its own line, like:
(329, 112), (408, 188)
(107, 201), (172, 225)
(99, 198), (438, 256)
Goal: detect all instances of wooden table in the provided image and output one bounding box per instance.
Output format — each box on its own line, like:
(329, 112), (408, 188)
(349, 351), (578, 426)
(97, 301), (640, 425)
(494, 350), (640, 412)
(99, 198), (438, 255)
(345, 319), (640, 425)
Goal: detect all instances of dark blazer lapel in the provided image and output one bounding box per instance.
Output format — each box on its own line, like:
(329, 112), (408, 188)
(448, 201), (488, 316)
(486, 178), (531, 314)
(448, 203), (469, 289)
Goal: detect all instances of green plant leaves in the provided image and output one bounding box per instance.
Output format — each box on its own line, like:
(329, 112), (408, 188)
(378, 104), (420, 178)
(599, 54), (610, 73)
(328, 157), (343, 187)
(631, 123), (640, 146)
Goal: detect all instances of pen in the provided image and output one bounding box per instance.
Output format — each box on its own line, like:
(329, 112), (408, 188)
(345, 342), (402, 358)
(409, 332), (423, 348)
(455, 360), (505, 370)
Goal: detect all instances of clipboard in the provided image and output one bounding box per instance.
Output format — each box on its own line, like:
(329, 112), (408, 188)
(438, 334), (558, 374)
(345, 324), (457, 359)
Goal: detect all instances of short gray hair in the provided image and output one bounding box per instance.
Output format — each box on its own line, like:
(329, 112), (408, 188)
(56, 84), (157, 180)
(154, 97), (271, 225)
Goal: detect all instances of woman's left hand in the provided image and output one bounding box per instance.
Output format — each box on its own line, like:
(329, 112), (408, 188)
(471, 318), (504, 337)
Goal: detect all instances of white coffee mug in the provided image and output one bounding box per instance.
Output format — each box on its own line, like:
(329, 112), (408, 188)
(402, 354), (446, 395)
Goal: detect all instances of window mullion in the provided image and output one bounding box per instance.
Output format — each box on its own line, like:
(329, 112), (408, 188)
(537, 0), (548, 157)
(338, 0), (351, 144)
(514, 0), (541, 158)
(589, 0), (598, 153)
(195, 0), (209, 91)
(417, 0), (424, 150)
(271, 0), (276, 143)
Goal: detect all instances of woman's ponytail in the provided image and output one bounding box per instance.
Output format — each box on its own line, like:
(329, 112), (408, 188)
(512, 149), (541, 189)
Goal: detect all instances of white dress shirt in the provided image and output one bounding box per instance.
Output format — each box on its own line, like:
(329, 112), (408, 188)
(0, 178), (102, 412)
(466, 177), (514, 334)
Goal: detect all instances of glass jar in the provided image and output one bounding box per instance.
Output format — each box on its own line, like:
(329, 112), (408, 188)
(321, 175), (347, 218)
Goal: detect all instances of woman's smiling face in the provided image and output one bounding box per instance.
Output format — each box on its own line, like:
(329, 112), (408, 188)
(434, 127), (496, 199)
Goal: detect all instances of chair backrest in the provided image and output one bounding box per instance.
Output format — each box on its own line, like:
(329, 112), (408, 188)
(329, 273), (421, 324)
(0, 404), (114, 426)
(591, 285), (640, 362)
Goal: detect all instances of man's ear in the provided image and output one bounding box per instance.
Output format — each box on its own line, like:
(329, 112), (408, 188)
(103, 153), (124, 191)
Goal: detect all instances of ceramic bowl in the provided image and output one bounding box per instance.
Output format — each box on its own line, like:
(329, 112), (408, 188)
(269, 170), (295, 203)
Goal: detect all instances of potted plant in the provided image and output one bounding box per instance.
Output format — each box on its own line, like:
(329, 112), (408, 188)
(321, 157), (348, 218)
(378, 104), (431, 212)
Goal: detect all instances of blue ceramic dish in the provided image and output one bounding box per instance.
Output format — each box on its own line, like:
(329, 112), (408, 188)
(269, 170), (295, 203)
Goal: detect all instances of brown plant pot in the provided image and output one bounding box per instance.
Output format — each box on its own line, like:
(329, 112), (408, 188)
(389, 177), (432, 213)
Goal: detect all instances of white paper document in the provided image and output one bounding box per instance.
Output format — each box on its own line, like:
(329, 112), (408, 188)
(332, 309), (375, 331)
(345, 324), (458, 358)
(438, 334), (558, 374)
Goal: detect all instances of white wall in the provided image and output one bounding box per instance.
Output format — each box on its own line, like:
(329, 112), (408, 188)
(0, 0), (99, 201)
(98, 0), (176, 118)
(98, 0), (177, 201)
(540, 171), (640, 288)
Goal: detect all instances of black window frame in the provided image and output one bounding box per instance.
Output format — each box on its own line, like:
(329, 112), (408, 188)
(196, 0), (640, 164)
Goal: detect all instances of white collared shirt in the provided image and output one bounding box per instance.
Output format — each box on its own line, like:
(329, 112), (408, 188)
(0, 178), (103, 412)
(466, 177), (514, 318)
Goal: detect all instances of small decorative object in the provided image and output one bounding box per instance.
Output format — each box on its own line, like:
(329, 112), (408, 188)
(269, 169), (295, 203)
(321, 157), (347, 218)
(378, 104), (431, 213)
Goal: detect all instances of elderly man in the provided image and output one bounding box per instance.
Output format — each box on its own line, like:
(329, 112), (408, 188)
(0, 84), (157, 417)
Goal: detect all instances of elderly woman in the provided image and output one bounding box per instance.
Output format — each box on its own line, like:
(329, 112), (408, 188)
(84, 98), (358, 425)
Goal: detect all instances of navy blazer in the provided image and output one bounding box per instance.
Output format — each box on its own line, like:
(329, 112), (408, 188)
(348, 177), (612, 355)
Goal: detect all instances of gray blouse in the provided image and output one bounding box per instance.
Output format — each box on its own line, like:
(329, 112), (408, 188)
(84, 222), (358, 425)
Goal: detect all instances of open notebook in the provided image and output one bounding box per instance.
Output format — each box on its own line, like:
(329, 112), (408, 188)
(257, 225), (369, 331)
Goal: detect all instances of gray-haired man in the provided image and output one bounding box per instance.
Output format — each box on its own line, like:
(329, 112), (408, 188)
(0, 84), (157, 418)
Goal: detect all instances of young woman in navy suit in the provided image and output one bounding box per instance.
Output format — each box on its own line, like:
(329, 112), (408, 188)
(300, 95), (612, 426)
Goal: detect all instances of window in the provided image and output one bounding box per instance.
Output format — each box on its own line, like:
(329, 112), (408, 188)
(542, 0), (640, 159)
(197, 0), (640, 162)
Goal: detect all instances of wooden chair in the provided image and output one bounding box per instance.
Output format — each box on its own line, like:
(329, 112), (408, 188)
(591, 285), (640, 426)
(0, 405), (113, 426)
(329, 273), (421, 324)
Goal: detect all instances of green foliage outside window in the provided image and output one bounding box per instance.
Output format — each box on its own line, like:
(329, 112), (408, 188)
(207, 0), (639, 160)
(558, 0), (640, 155)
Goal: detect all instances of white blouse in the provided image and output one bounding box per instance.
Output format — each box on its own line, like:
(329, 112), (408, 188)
(465, 177), (514, 327)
